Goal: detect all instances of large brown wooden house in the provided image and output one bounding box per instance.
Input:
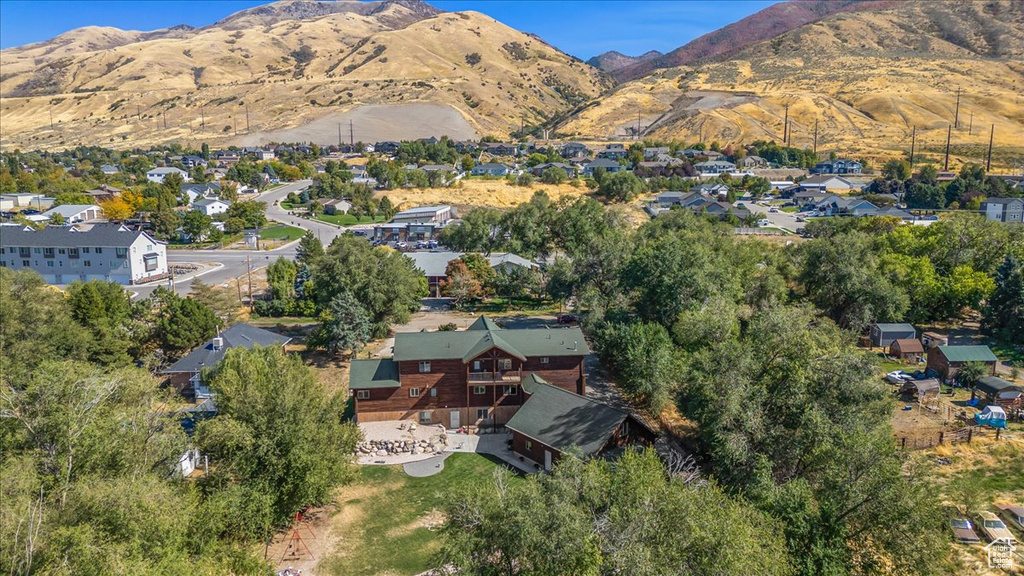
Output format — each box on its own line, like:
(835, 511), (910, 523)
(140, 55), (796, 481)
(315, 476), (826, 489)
(349, 316), (589, 429)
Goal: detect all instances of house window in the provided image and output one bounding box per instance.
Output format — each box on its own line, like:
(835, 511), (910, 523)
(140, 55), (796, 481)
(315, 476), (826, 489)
(355, 390), (370, 400)
(503, 385), (518, 396)
(476, 409), (488, 420)
(43, 248), (54, 258)
(430, 388), (438, 397)
(22, 260), (30, 267)
(540, 357), (549, 364)
(472, 360), (481, 371)
(33, 248), (40, 254)
(84, 260), (91, 267)
(473, 386), (486, 395)
(418, 361), (431, 373)
(116, 248), (127, 258)
(419, 411), (431, 424)
(46, 261), (53, 267)
(82, 247), (90, 254)
(95, 248), (102, 254)
(525, 440), (533, 450)
(143, 254), (158, 272)
(409, 388), (420, 397)
(68, 248), (79, 259)
(58, 249), (65, 254)
(18, 247), (29, 258)
(498, 358), (512, 370)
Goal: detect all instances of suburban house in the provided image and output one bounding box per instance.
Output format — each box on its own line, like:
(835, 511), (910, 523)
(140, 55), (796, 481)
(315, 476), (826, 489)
(972, 376), (1023, 409)
(694, 160), (736, 175)
(531, 162), (577, 178)
(83, 184), (122, 203)
(507, 374), (655, 471)
(981, 198), (1024, 223)
(42, 204), (101, 224)
(792, 190), (830, 206)
(582, 158), (624, 176)
(926, 345), (998, 380)
(181, 183), (221, 204)
(406, 251), (537, 296)
(181, 155), (208, 169)
(889, 338), (925, 362)
(0, 223), (168, 285)
(693, 183), (730, 199)
(349, 316), (589, 430)
(811, 159), (863, 174)
(483, 143), (518, 157)
(738, 155), (768, 169)
(869, 322), (916, 348)
(798, 175), (856, 192)
(146, 167), (191, 184)
(560, 142), (590, 158)
(99, 164), (121, 175)
(322, 198), (352, 215)
(597, 144), (628, 160)
(162, 323), (292, 399)
(192, 198), (231, 216)
(814, 195), (878, 217)
(643, 146), (670, 160)
(471, 163), (512, 177)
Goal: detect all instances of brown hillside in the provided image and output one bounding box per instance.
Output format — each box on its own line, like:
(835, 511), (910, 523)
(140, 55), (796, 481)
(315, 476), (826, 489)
(0, 1), (608, 150)
(562, 0), (1024, 169)
(587, 50), (662, 73)
(612, 0), (889, 82)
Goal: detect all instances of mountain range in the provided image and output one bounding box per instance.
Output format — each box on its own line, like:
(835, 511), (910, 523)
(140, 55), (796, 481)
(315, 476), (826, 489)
(1, 0), (1022, 166)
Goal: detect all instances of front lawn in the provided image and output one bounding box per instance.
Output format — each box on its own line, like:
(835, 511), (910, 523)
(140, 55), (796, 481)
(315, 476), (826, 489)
(321, 453), (521, 576)
(259, 225), (304, 241)
(314, 213), (387, 226)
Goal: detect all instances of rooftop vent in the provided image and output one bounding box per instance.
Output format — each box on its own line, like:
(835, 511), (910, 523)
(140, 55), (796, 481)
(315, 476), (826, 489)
(212, 337), (224, 350)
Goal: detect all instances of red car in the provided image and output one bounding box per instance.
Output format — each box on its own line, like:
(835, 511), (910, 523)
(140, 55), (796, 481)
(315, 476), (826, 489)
(557, 314), (578, 325)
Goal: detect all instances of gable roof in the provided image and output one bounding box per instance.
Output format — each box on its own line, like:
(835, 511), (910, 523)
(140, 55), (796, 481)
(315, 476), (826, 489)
(42, 204), (99, 218)
(936, 345), (998, 363)
(163, 323), (292, 374)
(507, 378), (628, 456)
(873, 323), (916, 333)
(0, 223), (155, 248)
(392, 322), (588, 362)
(193, 198), (229, 207)
(468, 315), (501, 331)
(349, 358), (401, 389)
(891, 339), (924, 354)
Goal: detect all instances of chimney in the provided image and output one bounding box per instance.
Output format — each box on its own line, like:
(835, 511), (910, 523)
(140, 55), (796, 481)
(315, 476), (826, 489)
(573, 341), (578, 351)
(212, 337), (224, 350)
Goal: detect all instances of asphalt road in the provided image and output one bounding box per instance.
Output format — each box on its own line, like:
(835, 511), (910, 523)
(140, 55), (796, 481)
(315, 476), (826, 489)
(740, 201), (803, 232)
(135, 179), (339, 298)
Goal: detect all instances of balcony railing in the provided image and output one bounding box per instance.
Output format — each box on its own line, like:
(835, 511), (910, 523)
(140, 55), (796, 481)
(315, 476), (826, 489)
(468, 370), (522, 383)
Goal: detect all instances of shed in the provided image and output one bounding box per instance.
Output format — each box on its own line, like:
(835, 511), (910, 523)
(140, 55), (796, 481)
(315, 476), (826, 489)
(972, 376), (1023, 409)
(901, 378), (940, 401)
(889, 338), (924, 361)
(921, 331), (948, 349)
(926, 345), (998, 380)
(869, 323), (916, 348)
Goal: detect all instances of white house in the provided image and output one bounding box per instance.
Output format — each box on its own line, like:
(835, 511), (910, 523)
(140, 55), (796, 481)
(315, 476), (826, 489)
(146, 167), (191, 184)
(42, 204), (101, 224)
(0, 223), (168, 285)
(192, 198), (231, 216)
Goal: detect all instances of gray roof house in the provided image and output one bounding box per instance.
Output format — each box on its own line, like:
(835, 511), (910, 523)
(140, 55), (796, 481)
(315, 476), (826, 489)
(42, 204), (101, 224)
(162, 323), (292, 399)
(869, 322), (916, 348)
(981, 197), (1023, 223)
(470, 163), (512, 177)
(694, 160), (736, 174)
(582, 158), (624, 176)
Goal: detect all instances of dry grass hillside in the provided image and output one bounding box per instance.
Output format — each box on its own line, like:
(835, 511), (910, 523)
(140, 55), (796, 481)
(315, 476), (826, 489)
(563, 0), (1024, 169)
(0, 0), (608, 150)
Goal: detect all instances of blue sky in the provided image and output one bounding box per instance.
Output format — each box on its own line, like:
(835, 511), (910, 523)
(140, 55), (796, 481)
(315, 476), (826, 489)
(0, 0), (777, 59)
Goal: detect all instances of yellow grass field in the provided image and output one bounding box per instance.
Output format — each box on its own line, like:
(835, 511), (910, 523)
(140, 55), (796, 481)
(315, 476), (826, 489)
(376, 179), (590, 210)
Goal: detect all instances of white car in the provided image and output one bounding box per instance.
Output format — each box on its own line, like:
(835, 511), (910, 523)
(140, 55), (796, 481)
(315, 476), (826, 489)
(757, 219), (771, 227)
(886, 371), (907, 384)
(979, 512), (1017, 544)
(768, 207), (780, 213)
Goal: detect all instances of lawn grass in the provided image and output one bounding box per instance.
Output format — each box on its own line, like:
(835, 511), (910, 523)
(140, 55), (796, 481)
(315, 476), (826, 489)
(314, 213), (387, 226)
(466, 298), (561, 315)
(259, 224), (304, 241)
(321, 453), (521, 576)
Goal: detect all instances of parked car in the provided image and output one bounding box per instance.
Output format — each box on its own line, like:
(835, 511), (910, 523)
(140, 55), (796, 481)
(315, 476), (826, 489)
(998, 505), (1024, 530)
(768, 207), (779, 213)
(557, 314), (578, 325)
(795, 216), (805, 222)
(427, 240), (439, 249)
(978, 512), (1017, 544)
(352, 230), (367, 236)
(757, 219), (771, 227)
(886, 371), (907, 384)
(950, 518), (981, 544)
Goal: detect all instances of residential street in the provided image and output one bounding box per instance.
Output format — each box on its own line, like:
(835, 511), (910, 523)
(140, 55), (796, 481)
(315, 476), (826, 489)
(741, 201), (802, 231)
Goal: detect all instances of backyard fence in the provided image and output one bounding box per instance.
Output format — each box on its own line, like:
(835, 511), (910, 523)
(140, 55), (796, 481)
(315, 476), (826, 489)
(896, 425), (1007, 451)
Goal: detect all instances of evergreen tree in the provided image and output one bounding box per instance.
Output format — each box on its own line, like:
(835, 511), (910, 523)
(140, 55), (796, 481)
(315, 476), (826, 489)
(985, 254), (1024, 344)
(311, 290), (371, 355)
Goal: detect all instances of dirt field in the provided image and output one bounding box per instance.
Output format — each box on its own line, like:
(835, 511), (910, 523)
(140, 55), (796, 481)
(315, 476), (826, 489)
(241, 104), (477, 147)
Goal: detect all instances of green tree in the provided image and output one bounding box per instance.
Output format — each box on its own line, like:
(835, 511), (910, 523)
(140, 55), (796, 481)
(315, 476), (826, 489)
(226, 200), (267, 229)
(540, 166), (568, 184)
(378, 196), (396, 220)
(267, 257), (298, 301)
(438, 207), (503, 253)
(198, 346), (360, 539)
(437, 450), (793, 576)
(311, 290), (371, 356)
(956, 361), (989, 387)
(155, 294), (219, 356)
(296, 230), (325, 266)
(66, 280), (134, 365)
(595, 321), (678, 411)
(881, 159), (911, 181)
(984, 254), (1024, 344)
(181, 209), (213, 242)
(597, 171), (646, 202)
(441, 258), (483, 309)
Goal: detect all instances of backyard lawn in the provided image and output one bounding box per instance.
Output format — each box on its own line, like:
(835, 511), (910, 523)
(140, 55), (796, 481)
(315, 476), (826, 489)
(320, 453), (522, 576)
(314, 214), (387, 226)
(259, 225), (304, 241)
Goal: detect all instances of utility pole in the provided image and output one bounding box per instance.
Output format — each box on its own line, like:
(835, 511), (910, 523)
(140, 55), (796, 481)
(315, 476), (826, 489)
(813, 118), (818, 158)
(954, 86), (961, 129)
(49, 110), (54, 130)
(968, 111), (973, 136)
(233, 117), (237, 136)
(349, 119), (354, 147)
(986, 124), (994, 172)
(163, 111), (167, 129)
(943, 124), (951, 171)
(245, 104), (250, 133)
(782, 104), (789, 144)
(200, 105), (205, 130)
(246, 254), (254, 312)
(137, 104), (141, 121)
(337, 122), (342, 147)
(636, 110), (641, 140)
(909, 125), (916, 167)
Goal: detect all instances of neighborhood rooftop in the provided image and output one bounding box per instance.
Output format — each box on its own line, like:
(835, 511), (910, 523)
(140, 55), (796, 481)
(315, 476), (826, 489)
(163, 323), (293, 374)
(392, 323), (589, 362)
(936, 345), (998, 362)
(0, 223), (154, 247)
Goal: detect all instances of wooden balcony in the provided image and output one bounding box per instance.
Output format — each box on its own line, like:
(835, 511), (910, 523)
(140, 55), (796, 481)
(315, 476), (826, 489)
(468, 370), (522, 383)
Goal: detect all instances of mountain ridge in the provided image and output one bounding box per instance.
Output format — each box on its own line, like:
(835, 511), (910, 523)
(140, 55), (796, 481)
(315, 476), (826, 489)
(586, 50), (662, 72)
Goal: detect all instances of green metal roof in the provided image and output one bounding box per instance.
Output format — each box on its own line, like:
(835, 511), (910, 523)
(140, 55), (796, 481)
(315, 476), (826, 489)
(937, 345), (998, 363)
(393, 326), (589, 362)
(349, 358), (401, 389)
(506, 382), (627, 457)
(467, 315), (502, 331)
